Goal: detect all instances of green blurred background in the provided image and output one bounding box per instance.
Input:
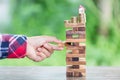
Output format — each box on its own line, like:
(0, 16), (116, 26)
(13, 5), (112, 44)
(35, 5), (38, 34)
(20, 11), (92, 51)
(0, 0), (120, 66)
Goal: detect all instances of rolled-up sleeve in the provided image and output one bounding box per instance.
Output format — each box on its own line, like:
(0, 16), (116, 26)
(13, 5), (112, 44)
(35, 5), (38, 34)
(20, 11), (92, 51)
(0, 34), (27, 59)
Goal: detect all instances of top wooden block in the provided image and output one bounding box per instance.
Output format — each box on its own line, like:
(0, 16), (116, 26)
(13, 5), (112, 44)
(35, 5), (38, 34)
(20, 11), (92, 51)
(65, 23), (85, 28)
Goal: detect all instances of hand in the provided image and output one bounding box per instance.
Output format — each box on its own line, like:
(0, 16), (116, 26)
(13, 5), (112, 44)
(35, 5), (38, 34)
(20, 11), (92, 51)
(26, 36), (63, 62)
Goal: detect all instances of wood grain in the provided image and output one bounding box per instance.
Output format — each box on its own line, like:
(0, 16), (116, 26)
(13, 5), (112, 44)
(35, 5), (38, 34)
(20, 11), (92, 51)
(66, 61), (86, 65)
(66, 39), (86, 42)
(65, 23), (85, 28)
(67, 68), (86, 73)
(66, 53), (85, 57)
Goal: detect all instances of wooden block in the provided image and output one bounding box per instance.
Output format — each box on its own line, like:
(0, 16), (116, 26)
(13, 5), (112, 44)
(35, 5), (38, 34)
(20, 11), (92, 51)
(66, 45), (85, 50)
(71, 50), (85, 54)
(66, 57), (85, 61)
(67, 65), (79, 69)
(72, 49), (79, 54)
(66, 53), (85, 57)
(72, 49), (86, 54)
(79, 14), (86, 24)
(80, 46), (86, 50)
(65, 23), (85, 28)
(66, 57), (86, 65)
(79, 34), (86, 39)
(66, 30), (85, 34)
(64, 20), (71, 24)
(67, 68), (86, 73)
(66, 57), (72, 62)
(58, 41), (82, 48)
(79, 58), (86, 61)
(73, 27), (85, 31)
(66, 57), (79, 62)
(72, 42), (79, 46)
(66, 72), (73, 77)
(67, 66), (86, 72)
(65, 43), (85, 48)
(71, 16), (78, 23)
(66, 60), (86, 65)
(66, 34), (72, 39)
(66, 30), (86, 39)
(79, 50), (85, 54)
(67, 49), (85, 54)
(66, 71), (86, 77)
(65, 42), (79, 47)
(79, 43), (86, 46)
(70, 65), (86, 69)
(71, 65), (79, 69)
(66, 39), (86, 42)
(73, 27), (78, 31)
(79, 65), (86, 68)
(74, 72), (83, 77)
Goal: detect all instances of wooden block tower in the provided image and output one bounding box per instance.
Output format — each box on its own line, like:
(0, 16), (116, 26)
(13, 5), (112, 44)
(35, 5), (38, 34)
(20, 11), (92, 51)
(64, 5), (86, 77)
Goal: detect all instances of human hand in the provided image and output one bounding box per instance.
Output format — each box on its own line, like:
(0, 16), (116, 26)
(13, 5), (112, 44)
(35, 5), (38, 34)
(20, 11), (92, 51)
(26, 36), (63, 62)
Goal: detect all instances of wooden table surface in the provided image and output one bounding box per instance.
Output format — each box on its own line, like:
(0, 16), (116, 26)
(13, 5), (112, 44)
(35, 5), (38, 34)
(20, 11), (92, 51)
(0, 66), (120, 80)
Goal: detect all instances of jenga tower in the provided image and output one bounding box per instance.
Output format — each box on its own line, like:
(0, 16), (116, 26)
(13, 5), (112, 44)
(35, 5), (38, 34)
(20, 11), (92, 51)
(64, 5), (86, 77)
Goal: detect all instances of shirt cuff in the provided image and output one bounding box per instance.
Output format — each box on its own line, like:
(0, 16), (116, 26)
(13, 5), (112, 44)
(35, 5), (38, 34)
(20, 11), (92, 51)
(4, 34), (27, 58)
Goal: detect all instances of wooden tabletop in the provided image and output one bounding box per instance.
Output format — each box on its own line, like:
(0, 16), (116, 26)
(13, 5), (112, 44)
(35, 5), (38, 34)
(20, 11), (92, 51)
(0, 66), (120, 80)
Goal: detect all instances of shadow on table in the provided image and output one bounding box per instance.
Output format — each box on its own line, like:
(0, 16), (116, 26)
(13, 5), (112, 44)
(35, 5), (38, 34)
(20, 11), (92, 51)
(66, 77), (86, 80)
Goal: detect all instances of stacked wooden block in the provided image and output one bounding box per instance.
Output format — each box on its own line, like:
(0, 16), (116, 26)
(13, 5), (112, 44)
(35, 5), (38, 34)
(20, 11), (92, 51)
(64, 5), (86, 77)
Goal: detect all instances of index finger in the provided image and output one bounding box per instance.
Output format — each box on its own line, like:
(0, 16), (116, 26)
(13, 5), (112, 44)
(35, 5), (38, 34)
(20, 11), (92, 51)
(43, 36), (62, 44)
(49, 44), (64, 51)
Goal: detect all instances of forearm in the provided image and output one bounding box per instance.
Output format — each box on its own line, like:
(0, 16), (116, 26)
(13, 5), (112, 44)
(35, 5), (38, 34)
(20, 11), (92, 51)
(0, 34), (27, 59)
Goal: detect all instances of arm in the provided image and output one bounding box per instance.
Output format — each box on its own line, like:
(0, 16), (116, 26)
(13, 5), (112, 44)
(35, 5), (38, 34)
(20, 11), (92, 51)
(0, 35), (63, 62)
(0, 34), (27, 59)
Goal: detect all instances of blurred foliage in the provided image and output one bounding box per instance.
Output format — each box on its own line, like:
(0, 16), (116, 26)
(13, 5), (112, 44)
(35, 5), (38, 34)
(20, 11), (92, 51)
(0, 0), (120, 66)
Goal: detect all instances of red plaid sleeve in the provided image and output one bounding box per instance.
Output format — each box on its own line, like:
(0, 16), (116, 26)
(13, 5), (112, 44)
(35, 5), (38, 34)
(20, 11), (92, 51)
(0, 34), (27, 59)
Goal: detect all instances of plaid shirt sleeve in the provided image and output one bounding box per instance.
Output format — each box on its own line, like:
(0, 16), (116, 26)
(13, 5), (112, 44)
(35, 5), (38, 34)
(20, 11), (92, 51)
(0, 34), (27, 59)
